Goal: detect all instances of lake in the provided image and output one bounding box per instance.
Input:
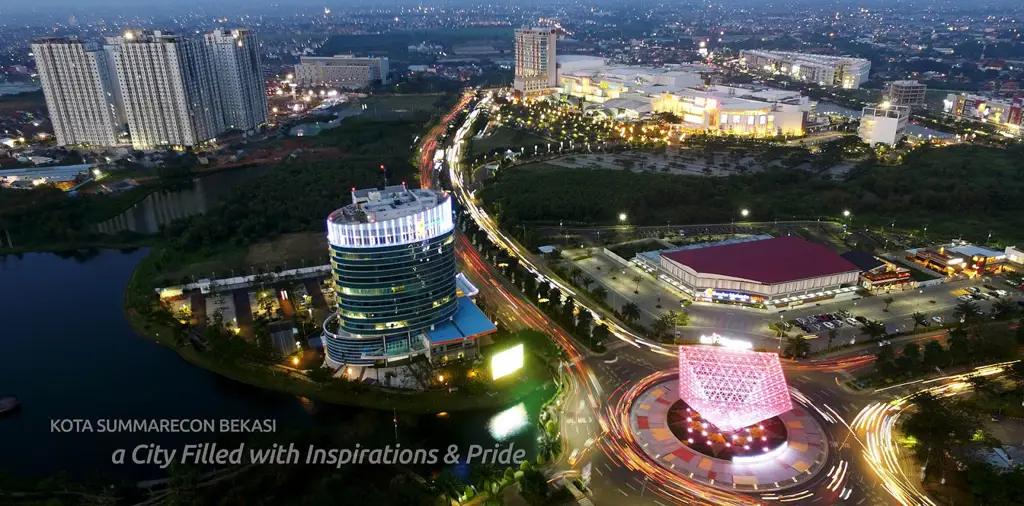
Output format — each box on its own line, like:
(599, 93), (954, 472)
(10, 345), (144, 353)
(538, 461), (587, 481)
(0, 250), (542, 481)
(94, 166), (270, 235)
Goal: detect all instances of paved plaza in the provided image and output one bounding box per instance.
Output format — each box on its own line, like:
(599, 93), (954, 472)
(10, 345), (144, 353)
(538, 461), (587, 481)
(629, 378), (829, 492)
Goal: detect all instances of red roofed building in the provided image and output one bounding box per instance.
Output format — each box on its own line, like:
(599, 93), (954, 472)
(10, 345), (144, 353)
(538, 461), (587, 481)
(657, 236), (861, 306)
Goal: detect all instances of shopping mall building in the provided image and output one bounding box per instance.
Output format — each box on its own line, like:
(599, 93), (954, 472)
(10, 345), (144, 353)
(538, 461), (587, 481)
(635, 236), (861, 308)
(554, 56), (811, 136)
(321, 185), (495, 368)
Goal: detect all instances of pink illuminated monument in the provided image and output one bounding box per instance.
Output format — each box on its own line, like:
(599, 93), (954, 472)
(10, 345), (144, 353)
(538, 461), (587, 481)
(677, 344), (793, 432)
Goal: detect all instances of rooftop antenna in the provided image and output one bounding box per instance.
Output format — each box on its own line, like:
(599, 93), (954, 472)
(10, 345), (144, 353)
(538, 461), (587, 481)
(380, 164), (388, 187)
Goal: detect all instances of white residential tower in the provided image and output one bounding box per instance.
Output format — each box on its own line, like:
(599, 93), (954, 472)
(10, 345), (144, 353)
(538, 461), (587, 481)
(205, 29), (268, 132)
(107, 30), (224, 149)
(32, 37), (126, 147)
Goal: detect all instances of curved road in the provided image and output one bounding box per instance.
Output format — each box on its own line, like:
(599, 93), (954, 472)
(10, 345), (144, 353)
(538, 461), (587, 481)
(422, 91), (960, 506)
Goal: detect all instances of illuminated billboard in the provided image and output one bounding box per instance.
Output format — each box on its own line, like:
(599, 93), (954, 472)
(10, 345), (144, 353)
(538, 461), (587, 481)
(491, 344), (524, 380)
(678, 345), (792, 432)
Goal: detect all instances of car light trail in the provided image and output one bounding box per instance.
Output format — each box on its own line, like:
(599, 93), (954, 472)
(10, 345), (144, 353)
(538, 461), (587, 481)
(852, 361), (1019, 506)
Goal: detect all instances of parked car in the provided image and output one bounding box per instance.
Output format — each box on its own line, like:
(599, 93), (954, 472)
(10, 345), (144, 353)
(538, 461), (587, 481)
(966, 286), (980, 294)
(855, 315), (868, 323)
(932, 316), (944, 324)
(823, 322), (834, 330)
(845, 317), (859, 326)
(996, 289), (1008, 297)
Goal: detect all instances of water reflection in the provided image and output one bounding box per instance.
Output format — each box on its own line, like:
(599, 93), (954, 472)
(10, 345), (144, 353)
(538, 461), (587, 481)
(94, 166), (269, 235)
(0, 250), (543, 480)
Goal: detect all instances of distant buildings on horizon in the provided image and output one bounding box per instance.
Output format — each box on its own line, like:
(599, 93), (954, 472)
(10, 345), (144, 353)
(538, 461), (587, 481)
(738, 50), (871, 89)
(293, 54), (390, 88)
(32, 29), (268, 150)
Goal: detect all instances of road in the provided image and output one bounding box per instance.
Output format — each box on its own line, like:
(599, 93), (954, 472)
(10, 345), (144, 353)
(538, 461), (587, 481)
(427, 91), (996, 506)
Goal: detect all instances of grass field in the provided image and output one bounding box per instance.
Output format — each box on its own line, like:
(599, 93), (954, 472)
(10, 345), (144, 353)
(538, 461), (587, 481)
(469, 127), (550, 158)
(155, 232), (329, 285)
(359, 94), (447, 120)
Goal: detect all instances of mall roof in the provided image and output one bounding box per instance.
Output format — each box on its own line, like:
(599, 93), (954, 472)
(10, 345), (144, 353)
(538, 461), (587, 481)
(425, 297), (497, 345)
(661, 236), (861, 284)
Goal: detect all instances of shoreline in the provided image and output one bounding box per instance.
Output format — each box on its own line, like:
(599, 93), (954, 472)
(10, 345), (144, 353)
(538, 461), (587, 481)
(123, 249), (554, 414)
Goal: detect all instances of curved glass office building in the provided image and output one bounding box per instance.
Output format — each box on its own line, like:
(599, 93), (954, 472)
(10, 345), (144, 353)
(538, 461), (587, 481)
(322, 185), (458, 367)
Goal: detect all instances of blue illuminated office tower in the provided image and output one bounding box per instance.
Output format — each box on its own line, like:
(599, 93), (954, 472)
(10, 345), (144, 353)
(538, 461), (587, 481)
(322, 185), (494, 368)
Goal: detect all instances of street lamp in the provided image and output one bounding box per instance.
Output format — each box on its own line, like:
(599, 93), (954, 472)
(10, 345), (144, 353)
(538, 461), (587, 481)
(619, 213), (627, 223)
(740, 208), (749, 218)
(843, 210), (850, 218)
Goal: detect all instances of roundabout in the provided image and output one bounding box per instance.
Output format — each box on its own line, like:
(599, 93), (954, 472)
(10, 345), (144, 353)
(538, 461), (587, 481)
(624, 372), (830, 493)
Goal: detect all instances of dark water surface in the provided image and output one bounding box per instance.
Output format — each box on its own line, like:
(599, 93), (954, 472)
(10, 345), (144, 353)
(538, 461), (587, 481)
(0, 249), (541, 481)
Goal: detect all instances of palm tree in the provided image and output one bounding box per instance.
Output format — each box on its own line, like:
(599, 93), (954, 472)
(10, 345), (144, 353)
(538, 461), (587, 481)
(580, 275), (594, 291)
(827, 327), (838, 351)
(768, 322), (788, 338)
(911, 311), (927, 332)
(953, 300), (979, 323)
(783, 336), (810, 359)
(992, 297), (1016, 318)
(591, 285), (608, 304)
(569, 265), (583, 283)
(650, 317), (671, 340)
(631, 274), (643, 294)
(883, 296), (895, 312)
(860, 320), (887, 341)
(621, 302), (641, 324)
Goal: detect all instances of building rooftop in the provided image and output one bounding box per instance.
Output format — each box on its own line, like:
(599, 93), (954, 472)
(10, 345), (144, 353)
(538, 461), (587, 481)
(661, 236), (861, 284)
(840, 250), (886, 272)
(947, 244), (1006, 259)
(328, 184), (446, 225)
(425, 297), (498, 345)
(741, 50), (870, 66)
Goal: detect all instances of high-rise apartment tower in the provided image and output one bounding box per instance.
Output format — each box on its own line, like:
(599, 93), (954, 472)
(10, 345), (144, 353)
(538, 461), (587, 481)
(32, 37), (125, 147)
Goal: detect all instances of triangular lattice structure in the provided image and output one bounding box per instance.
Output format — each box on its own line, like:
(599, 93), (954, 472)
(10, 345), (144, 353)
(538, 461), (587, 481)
(678, 345), (793, 432)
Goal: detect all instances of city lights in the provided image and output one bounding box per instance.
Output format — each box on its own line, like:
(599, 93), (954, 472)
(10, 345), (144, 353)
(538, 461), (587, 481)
(677, 345), (793, 432)
(491, 344), (524, 380)
(488, 403), (528, 441)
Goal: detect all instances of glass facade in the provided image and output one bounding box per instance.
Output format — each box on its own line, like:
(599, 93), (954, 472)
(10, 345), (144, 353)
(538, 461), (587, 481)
(330, 231), (457, 336)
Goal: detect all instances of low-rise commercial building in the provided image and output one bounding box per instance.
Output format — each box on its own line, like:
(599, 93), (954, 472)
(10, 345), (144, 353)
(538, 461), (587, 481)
(294, 55), (390, 88)
(635, 236), (861, 308)
(739, 50), (871, 89)
(859, 104), (909, 145)
(1006, 246), (1024, 267)
(943, 94), (1023, 136)
(909, 243), (1008, 277)
(840, 250), (913, 292)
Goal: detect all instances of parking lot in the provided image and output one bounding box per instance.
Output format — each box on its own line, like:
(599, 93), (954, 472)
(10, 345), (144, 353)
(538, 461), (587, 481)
(770, 280), (1015, 346)
(571, 248), (1019, 352)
